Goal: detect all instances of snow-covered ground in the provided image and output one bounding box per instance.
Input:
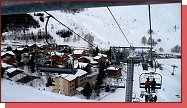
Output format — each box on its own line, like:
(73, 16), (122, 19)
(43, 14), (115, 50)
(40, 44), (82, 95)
(1, 58), (181, 102)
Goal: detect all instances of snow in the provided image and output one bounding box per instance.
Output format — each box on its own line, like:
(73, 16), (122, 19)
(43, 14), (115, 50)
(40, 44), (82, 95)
(1, 62), (12, 68)
(53, 69), (87, 81)
(107, 67), (119, 70)
(98, 53), (107, 58)
(75, 69), (87, 77)
(90, 61), (98, 64)
(16, 47), (25, 51)
(93, 56), (101, 60)
(1, 51), (15, 56)
(63, 74), (77, 81)
(74, 62), (89, 68)
(73, 50), (84, 54)
(1, 79), (95, 102)
(1, 58), (181, 102)
(76, 87), (84, 92)
(50, 52), (64, 56)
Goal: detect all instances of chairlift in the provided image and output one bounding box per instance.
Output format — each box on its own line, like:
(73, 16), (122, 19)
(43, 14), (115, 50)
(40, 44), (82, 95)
(139, 72), (162, 89)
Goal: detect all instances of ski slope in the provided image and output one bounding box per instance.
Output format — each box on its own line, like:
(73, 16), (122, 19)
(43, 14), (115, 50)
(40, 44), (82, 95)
(25, 3), (181, 52)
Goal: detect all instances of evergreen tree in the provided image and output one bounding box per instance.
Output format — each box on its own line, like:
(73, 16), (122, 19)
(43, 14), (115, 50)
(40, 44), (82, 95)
(105, 85), (110, 92)
(46, 77), (52, 87)
(7, 46), (12, 51)
(141, 36), (147, 45)
(95, 46), (100, 56)
(82, 82), (92, 99)
(1, 68), (5, 78)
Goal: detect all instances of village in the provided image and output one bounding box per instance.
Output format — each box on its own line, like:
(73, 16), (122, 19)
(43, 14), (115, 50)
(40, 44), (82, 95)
(1, 42), (126, 99)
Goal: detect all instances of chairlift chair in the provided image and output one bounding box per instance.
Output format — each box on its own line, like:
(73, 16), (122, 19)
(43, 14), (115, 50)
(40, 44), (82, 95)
(139, 72), (162, 89)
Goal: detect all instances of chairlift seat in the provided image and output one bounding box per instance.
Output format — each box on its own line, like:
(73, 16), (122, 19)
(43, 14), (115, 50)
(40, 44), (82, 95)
(139, 83), (161, 89)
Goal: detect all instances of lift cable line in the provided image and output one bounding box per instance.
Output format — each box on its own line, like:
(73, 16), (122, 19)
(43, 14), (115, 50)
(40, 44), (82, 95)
(107, 7), (131, 47)
(44, 11), (96, 47)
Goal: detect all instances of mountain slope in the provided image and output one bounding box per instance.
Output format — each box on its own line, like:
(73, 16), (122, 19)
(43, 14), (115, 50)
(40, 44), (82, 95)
(30, 3), (180, 52)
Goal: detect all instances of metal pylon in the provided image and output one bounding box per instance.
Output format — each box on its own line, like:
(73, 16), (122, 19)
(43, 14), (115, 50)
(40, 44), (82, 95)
(125, 58), (134, 102)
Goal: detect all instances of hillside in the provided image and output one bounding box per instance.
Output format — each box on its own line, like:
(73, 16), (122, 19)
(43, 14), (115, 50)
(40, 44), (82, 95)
(26, 3), (181, 53)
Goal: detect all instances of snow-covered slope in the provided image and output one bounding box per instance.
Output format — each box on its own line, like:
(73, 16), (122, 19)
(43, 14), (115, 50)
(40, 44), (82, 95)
(29, 3), (180, 52)
(1, 58), (181, 102)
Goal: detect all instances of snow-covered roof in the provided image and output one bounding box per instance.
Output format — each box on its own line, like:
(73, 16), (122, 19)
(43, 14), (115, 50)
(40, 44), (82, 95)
(53, 69), (87, 81)
(16, 47), (25, 51)
(62, 74), (77, 81)
(1, 62), (12, 68)
(75, 69), (87, 77)
(74, 62), (89, 68)
(90, 61), (98, 64)
(1, 51), (15, 56)
(106, 67), (119, 70)
(76, 87), (84, 92)
(98, 53), (107, 58)
(50, 52), (64, 56)
(6, 68), (23, 73)
(93, 56), (101, 60)
(73, 50), (84, 54)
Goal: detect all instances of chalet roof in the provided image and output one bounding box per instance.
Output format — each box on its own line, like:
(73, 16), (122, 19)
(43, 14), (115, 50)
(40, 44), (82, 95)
(61, 74), (77, 81)
(106, 67), (119, 71)
(75, 69), (87, 77)
(50, 52), (65, 56)
(98, 53), (107, 58)
(53, 69), (87, 81)
(76, 87), (84, 92)
(74, 62), (89, 68)
(6, 68), (23, 73)
(1, 51), (15, 56)
(1, 62), (12, 68)
(90, 61), (98, 64)
(2, 56), (12, 61)
(16, 47), (25, 51)
(93, 56), (101, 60)
(73, 50), (84, 54)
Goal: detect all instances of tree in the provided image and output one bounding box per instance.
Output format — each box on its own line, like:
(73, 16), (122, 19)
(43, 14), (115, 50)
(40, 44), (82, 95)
(27, 52), (35, 73)
(105, 85), (110, 92)
(95, 46), (100, 56)
(39, 16), (44, 22)
(56, 29), (73, 38)
(46, 77), (52, 87)
(82, 83), (92, 99)
(1, 68), (5, 78)
(159, 47), (164, 52)
(141, 36), (147, 45)
(16, 53), (22, 63)
(171, 44), (181, 53)
(84, 33), (94, 48)
(157, 38), (161, 42)
(7, 46), (12, 51)
(147, 37), (152, 45)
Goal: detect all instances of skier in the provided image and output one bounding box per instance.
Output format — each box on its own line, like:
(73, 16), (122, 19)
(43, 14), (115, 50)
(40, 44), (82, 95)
(153, 95), (157, 102)
(145, 94), (149, 102)
(151, 78), (156, 92)
(145, 78), (151, 93)
(149, 94), (153, 102)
